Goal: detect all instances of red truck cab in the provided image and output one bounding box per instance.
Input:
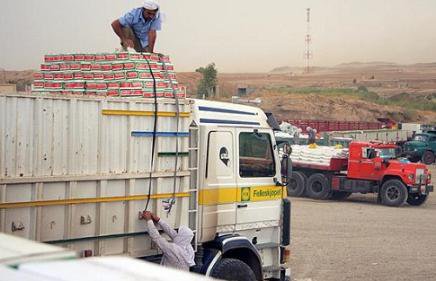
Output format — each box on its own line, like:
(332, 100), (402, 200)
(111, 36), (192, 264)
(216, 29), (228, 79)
(289, 141), (433, 206)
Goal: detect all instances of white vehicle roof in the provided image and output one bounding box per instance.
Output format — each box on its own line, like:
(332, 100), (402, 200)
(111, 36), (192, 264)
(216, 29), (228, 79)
(191, 99), (270, 128)
(0, 233), (77, 267)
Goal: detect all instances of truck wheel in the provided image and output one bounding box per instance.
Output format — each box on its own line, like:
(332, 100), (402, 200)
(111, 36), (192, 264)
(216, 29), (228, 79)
(210, 258), (256, 281)
(421, 151), (435, 165)
(407, 193), (428, 206)
(330, 191), (352, 200)
(287, 171), (307, 197)
(380, 179), (407, 207)
(306, 173), (331, 200)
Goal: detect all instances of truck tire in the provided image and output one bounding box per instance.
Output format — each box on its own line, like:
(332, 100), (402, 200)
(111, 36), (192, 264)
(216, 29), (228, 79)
(306, 173), (331, 200)
(380, 179), (407, 207)
(406, 193), (428, 206)
(287, 171), (307, 197)
(210, 258), (256, 281)
(330, 191), (352, 200)
(421, 151), (435, 165)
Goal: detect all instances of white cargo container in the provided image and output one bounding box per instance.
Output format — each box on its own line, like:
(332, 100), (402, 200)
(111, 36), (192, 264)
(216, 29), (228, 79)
(0, 93), (291, 281)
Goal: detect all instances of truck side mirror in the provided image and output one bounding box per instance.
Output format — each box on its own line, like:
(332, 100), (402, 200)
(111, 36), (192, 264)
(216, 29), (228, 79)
(281, 155), (292, 186)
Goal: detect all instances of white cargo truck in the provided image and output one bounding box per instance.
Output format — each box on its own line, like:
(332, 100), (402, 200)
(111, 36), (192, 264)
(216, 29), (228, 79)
(0, 93), (291, 281)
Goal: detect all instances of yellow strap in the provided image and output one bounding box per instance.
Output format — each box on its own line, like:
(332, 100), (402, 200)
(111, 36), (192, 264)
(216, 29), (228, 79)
(102, 109), (190, 117)
(0, 192), (190, 209)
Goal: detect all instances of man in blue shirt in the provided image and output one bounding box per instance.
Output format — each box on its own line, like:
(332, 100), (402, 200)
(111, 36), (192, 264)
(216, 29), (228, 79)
(111, 1), (162, 53)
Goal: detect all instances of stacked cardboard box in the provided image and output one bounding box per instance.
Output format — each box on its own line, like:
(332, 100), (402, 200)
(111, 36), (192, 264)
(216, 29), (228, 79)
(32, 52), (186, 98)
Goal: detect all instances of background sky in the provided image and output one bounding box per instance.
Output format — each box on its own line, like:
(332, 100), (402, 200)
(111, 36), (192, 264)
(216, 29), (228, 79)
(1, 0), (436, 72)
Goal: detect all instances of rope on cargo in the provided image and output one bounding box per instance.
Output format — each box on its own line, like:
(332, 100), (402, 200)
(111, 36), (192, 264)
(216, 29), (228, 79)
(144, 55), (158, 212)
(160, 54), (179, 215)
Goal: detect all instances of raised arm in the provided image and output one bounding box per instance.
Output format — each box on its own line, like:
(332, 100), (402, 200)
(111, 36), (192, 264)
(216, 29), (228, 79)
(157, 219), (178, 240)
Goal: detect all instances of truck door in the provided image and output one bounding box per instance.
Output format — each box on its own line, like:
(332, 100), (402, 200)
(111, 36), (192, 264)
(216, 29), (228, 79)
(235, 130), (282, 230)
(200, 130), (237, 241)
(355, 147), (380, 180)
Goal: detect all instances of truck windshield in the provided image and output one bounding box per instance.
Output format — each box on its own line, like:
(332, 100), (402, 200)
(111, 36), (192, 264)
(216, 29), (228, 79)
(413, 135), (428, 142)
(376, 148), (396, 159)
(239, 132), (275, 177)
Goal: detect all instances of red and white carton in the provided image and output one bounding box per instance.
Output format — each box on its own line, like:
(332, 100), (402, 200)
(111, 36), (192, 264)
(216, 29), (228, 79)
(96, 83), (108, 90)
(44, 82), (63, 89)
(143, 53), (159, 61)
(91, 63), (101, 71)
(70, 63), (81, 70)
(44, 54), (62, 62)
(54, 73), (64, 80)
(33, 72), (44, 80)
(126, 71), (139, 79)
(84, 54), (95, 61)
(43, 73), (54, 80)
(73, 72), (84, 80)
(100, 63), (112, 71)
(50, 64), (60, 71)
(163, 64), (174, 71)
(33, 81), (44, 88)
(103, 73), (115, 80)
(64, 73), (74, 80)
(114, 72), (126, 80)
(105, 54), (117, 61)
(63, 54), (74, 61)
(129, 53), (143, 60)
(83, 73), (94, 80)
(138, 71), (152, 79)
(120, 89), (133, 96)
(135, 63), (148, 70)
(120, 81), (133, 89)
(85, 82), (98, 90)
(117, 52), (129, 60)
(131, 81), (143, 89)
(107, 82), (120, 89)
(112, 63), (123, 71)
(124, 62), (135, 70)
(60, 63), (70, 71)
(81, 63), (91, 71)
(107, 89), (119, 96)
(95, 54), (106, 61)
(93, 72), (104, 80)
(64, 82), (85, 89)
(74, 54), (85, 61)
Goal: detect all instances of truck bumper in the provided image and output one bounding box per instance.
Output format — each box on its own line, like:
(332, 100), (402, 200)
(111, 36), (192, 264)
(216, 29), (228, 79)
(409, 184), (433, 194)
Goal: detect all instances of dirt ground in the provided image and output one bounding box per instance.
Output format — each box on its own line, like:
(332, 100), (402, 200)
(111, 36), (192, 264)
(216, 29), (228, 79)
(289, 164), (436, 281)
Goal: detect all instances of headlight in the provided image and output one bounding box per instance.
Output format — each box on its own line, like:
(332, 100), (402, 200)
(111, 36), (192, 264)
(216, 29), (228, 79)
(408, 174), (414, 180)
(414, 148), (418, 151)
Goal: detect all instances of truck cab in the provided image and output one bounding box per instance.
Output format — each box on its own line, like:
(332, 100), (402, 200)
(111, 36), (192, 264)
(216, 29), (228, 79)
(347, 142), (433, 206)
(191, 99), (291, 281)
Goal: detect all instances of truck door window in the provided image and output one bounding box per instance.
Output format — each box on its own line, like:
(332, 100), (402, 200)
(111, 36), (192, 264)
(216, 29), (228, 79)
(239, 132), (275, 177)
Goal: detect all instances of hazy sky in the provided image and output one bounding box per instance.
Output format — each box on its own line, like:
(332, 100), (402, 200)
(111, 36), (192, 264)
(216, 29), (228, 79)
(1, 0), (436, 72)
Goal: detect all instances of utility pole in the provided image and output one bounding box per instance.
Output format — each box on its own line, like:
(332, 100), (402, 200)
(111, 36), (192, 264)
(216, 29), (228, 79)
(304, 8), (313, 73)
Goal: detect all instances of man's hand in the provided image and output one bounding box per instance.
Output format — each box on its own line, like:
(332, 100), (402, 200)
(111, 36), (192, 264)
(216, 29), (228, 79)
(122, 38), (135, 49)
(142, 211), (152, 221)
(151, 213), (160, 223)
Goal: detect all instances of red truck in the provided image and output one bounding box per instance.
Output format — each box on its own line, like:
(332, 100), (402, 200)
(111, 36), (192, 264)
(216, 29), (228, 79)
(288, 141), (433, 206)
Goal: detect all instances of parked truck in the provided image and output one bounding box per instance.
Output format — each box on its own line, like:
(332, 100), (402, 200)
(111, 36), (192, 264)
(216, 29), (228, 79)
(287, 141), (433, 206)
(403, 132), (436, 164)
(0, 93), (291, 281)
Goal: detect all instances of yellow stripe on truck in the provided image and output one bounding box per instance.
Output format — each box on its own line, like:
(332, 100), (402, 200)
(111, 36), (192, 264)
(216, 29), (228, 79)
(102, 109), (190, 117)
(199, 185), (285, 205)
(0, 192), (190, 209)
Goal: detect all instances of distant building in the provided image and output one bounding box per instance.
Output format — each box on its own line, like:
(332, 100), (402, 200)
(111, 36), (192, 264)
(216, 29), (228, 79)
(0, 84), (17, 93)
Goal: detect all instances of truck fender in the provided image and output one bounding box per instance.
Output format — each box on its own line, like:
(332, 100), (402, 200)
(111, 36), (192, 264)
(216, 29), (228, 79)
(201, 235), (263, 280)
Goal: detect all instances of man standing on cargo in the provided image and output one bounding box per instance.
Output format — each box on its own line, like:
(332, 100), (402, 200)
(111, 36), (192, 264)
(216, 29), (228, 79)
(111, 1), (162, 53)
(142, 211), (195, 271)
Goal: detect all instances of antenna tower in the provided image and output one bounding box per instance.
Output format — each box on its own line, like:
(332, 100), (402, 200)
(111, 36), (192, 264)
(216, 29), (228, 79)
(304, 8), (312, 73)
